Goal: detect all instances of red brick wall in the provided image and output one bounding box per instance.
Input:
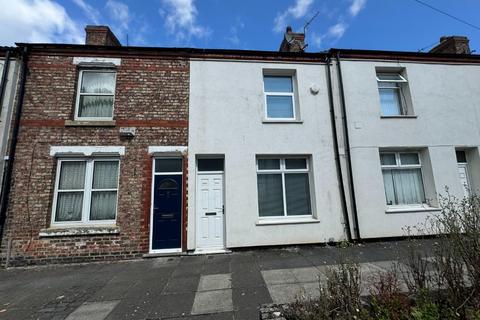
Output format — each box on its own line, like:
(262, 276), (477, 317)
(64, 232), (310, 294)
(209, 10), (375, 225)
(0, 52), (189, 266)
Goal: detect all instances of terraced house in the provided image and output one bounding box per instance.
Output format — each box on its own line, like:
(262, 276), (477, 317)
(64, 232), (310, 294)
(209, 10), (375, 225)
(1, 26), (479, 266)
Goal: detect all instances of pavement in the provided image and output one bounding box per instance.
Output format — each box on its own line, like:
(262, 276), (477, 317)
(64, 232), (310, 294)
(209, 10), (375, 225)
(0, 239), (435, 320)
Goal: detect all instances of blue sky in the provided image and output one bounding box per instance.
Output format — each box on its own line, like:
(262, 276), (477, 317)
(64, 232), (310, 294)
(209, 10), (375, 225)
(0, 0), (478, 53)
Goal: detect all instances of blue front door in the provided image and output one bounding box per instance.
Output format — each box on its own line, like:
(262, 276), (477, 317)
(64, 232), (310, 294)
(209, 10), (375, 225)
(152, 174), (182, 250)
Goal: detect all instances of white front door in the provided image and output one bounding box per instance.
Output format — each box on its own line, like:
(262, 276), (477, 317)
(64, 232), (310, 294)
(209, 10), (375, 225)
(196, 174), (225, 250)
(458, 164), (471, 198)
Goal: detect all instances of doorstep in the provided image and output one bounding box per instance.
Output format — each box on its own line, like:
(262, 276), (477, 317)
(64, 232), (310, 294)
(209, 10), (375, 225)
(192, 248), (232, 255)
(142, 252), (188, 258)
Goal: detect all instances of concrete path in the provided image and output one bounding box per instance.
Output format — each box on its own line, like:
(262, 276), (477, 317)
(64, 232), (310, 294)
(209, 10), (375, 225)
(0, 239), (434, 320)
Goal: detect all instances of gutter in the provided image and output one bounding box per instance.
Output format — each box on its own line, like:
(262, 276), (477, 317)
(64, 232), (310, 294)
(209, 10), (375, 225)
(334, 52), (361, 240)
(0, 46), (28, 244)
(325, 56), (352, 242)
(0, 50), (11, 117)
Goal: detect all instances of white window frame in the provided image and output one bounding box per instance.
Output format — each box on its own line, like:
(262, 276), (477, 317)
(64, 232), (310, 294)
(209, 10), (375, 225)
(380, 152), (427, 207)
(51, 158), (120, 227)
(256, 157), (312, 218)
(263, 75), (296, 121)
(376, 72), (408, 116)
(74, 69), (117, 121)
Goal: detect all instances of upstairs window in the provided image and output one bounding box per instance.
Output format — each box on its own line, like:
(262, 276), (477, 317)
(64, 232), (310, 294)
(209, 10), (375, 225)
(376, 73), (408, 116)
(75, 70), (116, 120)
(380, 152), (426, 206)
(263, 75), (295, 120)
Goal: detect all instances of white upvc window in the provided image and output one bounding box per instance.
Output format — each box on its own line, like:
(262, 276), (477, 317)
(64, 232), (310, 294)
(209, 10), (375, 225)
(75, 70), (116, 120)
(256, 157), (312, 217)
(51, 158), (120, 226)
(380, 152), (426, 206)
(376, 73), (408, 116)
(263, 75), (296, 120)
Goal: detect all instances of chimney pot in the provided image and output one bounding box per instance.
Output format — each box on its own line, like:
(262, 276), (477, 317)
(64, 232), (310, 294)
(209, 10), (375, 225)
(429, 35), (470, 54)
(279, 26), (306, 53)
(85, 25), (121, 46)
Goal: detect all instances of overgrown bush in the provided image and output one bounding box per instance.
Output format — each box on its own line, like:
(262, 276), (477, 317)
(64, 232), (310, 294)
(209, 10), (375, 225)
(282, 191), (480, 320)
(284, 250), (366, 320)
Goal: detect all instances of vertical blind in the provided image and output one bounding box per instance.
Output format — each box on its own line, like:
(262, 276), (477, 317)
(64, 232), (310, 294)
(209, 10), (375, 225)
(257, 158), (311, 217)
(257, 174), (284, 216)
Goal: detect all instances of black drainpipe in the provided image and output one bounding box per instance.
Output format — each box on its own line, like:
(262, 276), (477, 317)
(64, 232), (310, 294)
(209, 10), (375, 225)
(0, 46), (29, 245)
(0, 50), (12, 117)
(325, 56), (352, 242)
(334, 51), (361, 240)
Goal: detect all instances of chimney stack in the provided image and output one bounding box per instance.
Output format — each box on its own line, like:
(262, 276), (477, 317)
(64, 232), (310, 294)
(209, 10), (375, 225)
(85, 25), (121, 46)
(279, 26), (306, 53)
(429, 36), (470, 54)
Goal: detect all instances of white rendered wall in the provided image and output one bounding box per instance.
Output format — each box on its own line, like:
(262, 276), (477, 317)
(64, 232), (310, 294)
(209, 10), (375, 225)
(0, 59), (19, 195)
(188, 60), (346, 250)
(340, 60), (480, 238)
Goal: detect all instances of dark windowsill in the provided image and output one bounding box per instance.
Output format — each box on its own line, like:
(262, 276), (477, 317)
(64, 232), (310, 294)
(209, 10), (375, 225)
(65, 120), (117, 127)
(39, 226), (120, 237)
(380, 115), (417, 119)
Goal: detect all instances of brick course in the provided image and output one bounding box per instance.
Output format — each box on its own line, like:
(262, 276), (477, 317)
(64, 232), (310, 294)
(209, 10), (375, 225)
(0, 51), (189, 266)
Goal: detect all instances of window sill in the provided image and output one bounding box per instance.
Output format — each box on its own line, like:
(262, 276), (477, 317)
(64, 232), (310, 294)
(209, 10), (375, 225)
(385, 206), (440, 214)
(39, 226), (120, 237)
(256, 217), (319, 226)
(65, 120), (116, 127)
(262, 119), (304, 124)
(380, 115), (417, 119)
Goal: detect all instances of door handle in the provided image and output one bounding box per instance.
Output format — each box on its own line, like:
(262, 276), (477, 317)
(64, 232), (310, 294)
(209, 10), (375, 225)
(205, 212), (217, 216)
(222, 205), (225, 215)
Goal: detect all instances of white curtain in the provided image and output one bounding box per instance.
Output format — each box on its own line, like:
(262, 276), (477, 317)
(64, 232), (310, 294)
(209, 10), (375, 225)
(81, 72), (115, 94)
(378, 83), (401, 116)
(93, 161), (119, 189)
(59, 161), (85, 189)
(285, 173), (311, 216)
(56, 192), (83, 221)
(257, 174), (284, 217)
(383, 169), (425, 205)
(90, 191), (117, 220)
(79, 96), (114, 117)
(90, 161), (118, 220)
(56, 161), (86, 221)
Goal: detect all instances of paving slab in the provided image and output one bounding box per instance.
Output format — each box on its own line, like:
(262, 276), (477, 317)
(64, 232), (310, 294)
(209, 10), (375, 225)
(65, 300), (119, 320)
(261, 269), (297, 286)
(163, 275), (200, 294)
(232, 286), (272, 310)
(147, 292), (196, 319)
(291, 266), (321, 283)
(267, 283), (304, 304)
(198, 273), (232, 291)
(191, 289), (233, 315)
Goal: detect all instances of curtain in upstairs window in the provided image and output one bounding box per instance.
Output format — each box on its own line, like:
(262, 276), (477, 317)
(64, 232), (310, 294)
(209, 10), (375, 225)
(78, 71), (115, 118)
(79, 96), (114, 117)
(81, 72), (115, 94)
(378, 82), (402, 116)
